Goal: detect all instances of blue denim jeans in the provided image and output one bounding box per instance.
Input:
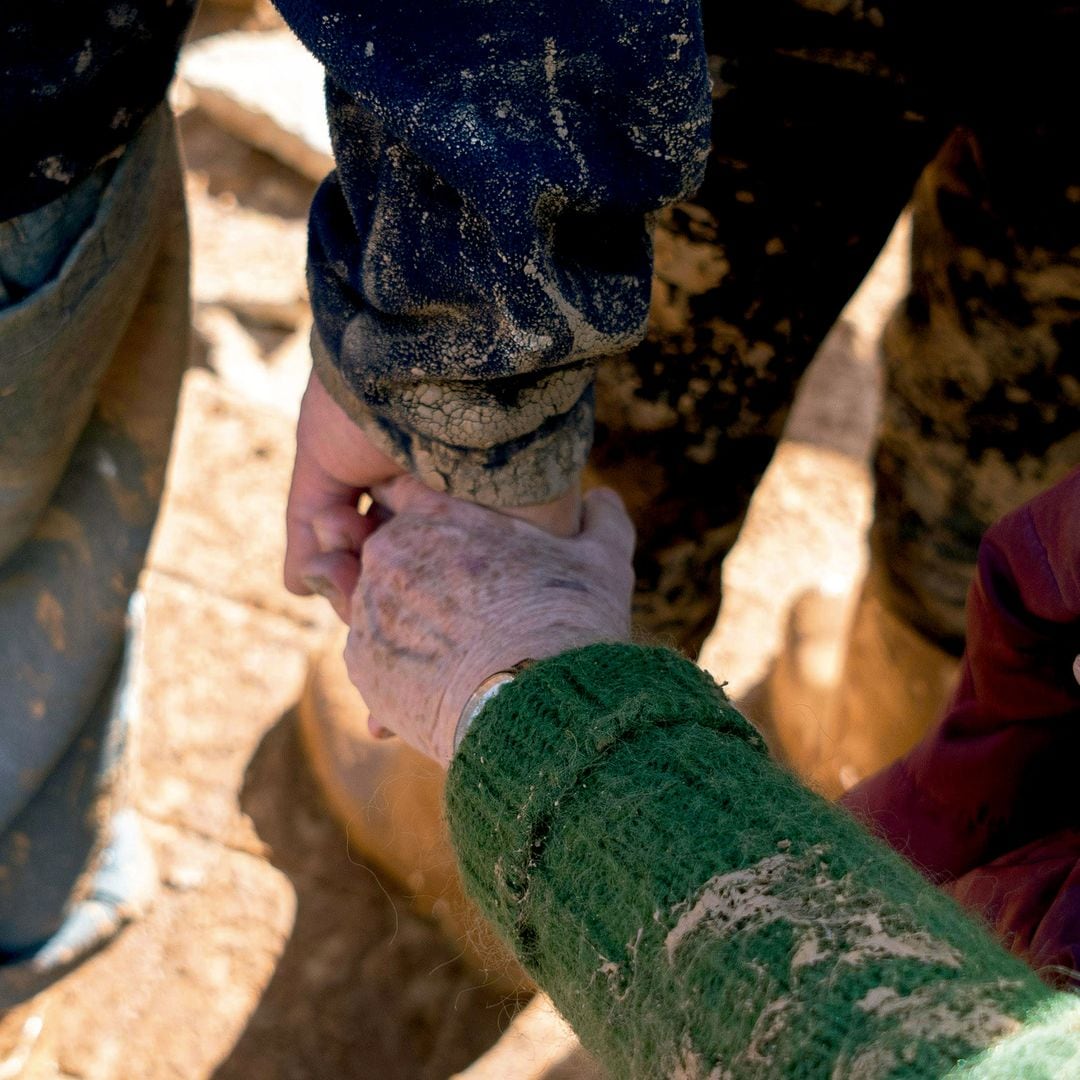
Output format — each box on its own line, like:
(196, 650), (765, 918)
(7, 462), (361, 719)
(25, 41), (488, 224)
(0, 105), (187, 983)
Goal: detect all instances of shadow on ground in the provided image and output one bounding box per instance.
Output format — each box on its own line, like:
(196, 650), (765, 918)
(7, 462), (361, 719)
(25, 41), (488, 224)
(212, 711), (514, 1079)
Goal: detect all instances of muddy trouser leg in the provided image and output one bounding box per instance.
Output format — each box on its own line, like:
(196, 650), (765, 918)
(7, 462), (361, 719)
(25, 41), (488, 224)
(0, 106), (188, 992)
(876, 131), (1080, 654)
(586, 4), (950, 654)
(830, 43), (1080, 787)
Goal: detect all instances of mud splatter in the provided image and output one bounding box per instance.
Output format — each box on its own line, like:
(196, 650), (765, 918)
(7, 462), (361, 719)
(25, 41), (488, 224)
(664, 846), (961, 974)
(670, 1034), (730, 1080)
(854, 983), (1021, 1045)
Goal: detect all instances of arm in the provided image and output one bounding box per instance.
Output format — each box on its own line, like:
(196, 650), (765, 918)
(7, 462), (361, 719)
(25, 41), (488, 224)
(844, 468), (1080, 879)
(281, 2), (711, 601)
(275, 0), (712, 508)
(843, 468), (1080, 976)
(447, 644), (1079, 1078)
(346, 476), (1080, 1078)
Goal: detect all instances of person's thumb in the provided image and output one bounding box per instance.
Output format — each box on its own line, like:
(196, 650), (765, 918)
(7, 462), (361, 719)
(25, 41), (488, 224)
(580, 486), (635, 562)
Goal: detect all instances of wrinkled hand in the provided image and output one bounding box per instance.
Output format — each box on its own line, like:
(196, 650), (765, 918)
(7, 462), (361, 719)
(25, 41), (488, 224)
(344, 477), (635, 766)
(285, 370), (405, 621)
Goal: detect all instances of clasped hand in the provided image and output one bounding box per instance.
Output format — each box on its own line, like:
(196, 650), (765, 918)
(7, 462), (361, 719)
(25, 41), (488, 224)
(284, 372), (636, 766)
(343, 477), (634, 765)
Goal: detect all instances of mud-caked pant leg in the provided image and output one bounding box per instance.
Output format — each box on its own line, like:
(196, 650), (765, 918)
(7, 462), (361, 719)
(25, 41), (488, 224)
(821, 15), (1080, 791)
(0, 105), (188, 954)
(587, 2), (949, 653)
(875, 121), (1080, 653)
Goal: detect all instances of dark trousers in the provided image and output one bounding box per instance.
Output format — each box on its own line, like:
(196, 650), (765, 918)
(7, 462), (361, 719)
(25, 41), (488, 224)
(592, 1), (1080, 653)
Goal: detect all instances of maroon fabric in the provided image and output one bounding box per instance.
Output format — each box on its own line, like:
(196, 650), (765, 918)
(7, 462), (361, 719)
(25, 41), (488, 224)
(843, 467), (1080, 983)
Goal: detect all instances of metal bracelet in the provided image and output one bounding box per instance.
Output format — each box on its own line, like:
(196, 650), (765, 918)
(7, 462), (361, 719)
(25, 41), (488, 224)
(453, 659), (534, 752)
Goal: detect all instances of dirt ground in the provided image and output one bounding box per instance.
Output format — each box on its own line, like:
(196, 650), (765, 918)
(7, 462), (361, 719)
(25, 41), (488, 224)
(0, 7), (910, 1076)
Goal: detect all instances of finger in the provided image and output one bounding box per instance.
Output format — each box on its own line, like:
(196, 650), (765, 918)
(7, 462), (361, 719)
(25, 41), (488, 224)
(370, 475), (456, 518)
(1074, 654), (1079, 688)
(303, 550), (360, 622)
(284, 450), (361, 595)
(312, 504), (380, 555)
(580, 486), (636, 561)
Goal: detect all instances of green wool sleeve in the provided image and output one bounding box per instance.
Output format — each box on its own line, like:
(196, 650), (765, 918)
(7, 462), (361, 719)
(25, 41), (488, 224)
(444, 643), (1080, 1079)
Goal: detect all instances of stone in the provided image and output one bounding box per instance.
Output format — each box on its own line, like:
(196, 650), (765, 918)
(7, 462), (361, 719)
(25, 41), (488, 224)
(297, 626), (529, 1000)
(147, 368), (331, 628)
(452, 994), (605, 1080)
(0, 365), (512, 1078)
(185, 171), (309, 325)
(697, 213), (909, 713)
(178, 30), (333, 183)
(136, 570), (313, 851)
(194, 308), (313, 420)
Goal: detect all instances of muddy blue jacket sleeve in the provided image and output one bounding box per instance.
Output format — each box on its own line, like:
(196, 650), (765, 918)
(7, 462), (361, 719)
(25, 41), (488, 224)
(275, 0), (712, 505)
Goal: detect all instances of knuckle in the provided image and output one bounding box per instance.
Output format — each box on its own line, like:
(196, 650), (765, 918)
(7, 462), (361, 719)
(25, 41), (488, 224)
(362, 527), (399, 570)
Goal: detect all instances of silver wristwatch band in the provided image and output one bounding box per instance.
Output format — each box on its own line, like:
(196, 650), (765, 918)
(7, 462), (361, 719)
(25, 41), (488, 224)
(453, 659), (534, 752)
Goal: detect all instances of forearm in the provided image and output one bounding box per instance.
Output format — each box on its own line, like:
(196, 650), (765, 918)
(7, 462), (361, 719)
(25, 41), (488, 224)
(276, 0), (712, 505)
(446, 645), (1077, 1078)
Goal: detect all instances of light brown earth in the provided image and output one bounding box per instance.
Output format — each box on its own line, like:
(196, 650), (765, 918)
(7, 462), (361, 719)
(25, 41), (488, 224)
(0, 5), (912, 1075)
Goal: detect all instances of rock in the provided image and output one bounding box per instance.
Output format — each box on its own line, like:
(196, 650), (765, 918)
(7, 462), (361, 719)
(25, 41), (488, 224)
(179, 30), (333, 183)
(0, 1007), (47, 1079)
(178, 106), (316, 221)
(147, 368), (331, 628)
(263, 319), (317, 419)
(12, 366), (511, 1079)
(185, 171), (309, 324)
(697, 214), (909, 710)
(297, 626), (529, 1000)
(194, 307), (312, 419)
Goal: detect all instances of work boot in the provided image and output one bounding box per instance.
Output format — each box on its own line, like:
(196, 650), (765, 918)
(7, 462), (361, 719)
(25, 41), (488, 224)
(769, 569), (959, 800)
(298, 626), (529, 998)
(0, 596), (158, 1012)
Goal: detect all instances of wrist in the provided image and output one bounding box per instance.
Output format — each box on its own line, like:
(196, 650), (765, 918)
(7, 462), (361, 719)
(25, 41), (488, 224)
(443, 621), (630, 762)
(498, 484), (583, 538)
(453, 660), (535, 757)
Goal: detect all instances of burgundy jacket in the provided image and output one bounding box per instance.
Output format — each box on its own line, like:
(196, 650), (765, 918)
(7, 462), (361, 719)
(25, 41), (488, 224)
(843, 468), (1080, 985)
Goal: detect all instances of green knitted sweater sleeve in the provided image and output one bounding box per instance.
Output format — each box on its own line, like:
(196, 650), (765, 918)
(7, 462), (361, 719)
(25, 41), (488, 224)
(445, 644), (1080, 1079)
